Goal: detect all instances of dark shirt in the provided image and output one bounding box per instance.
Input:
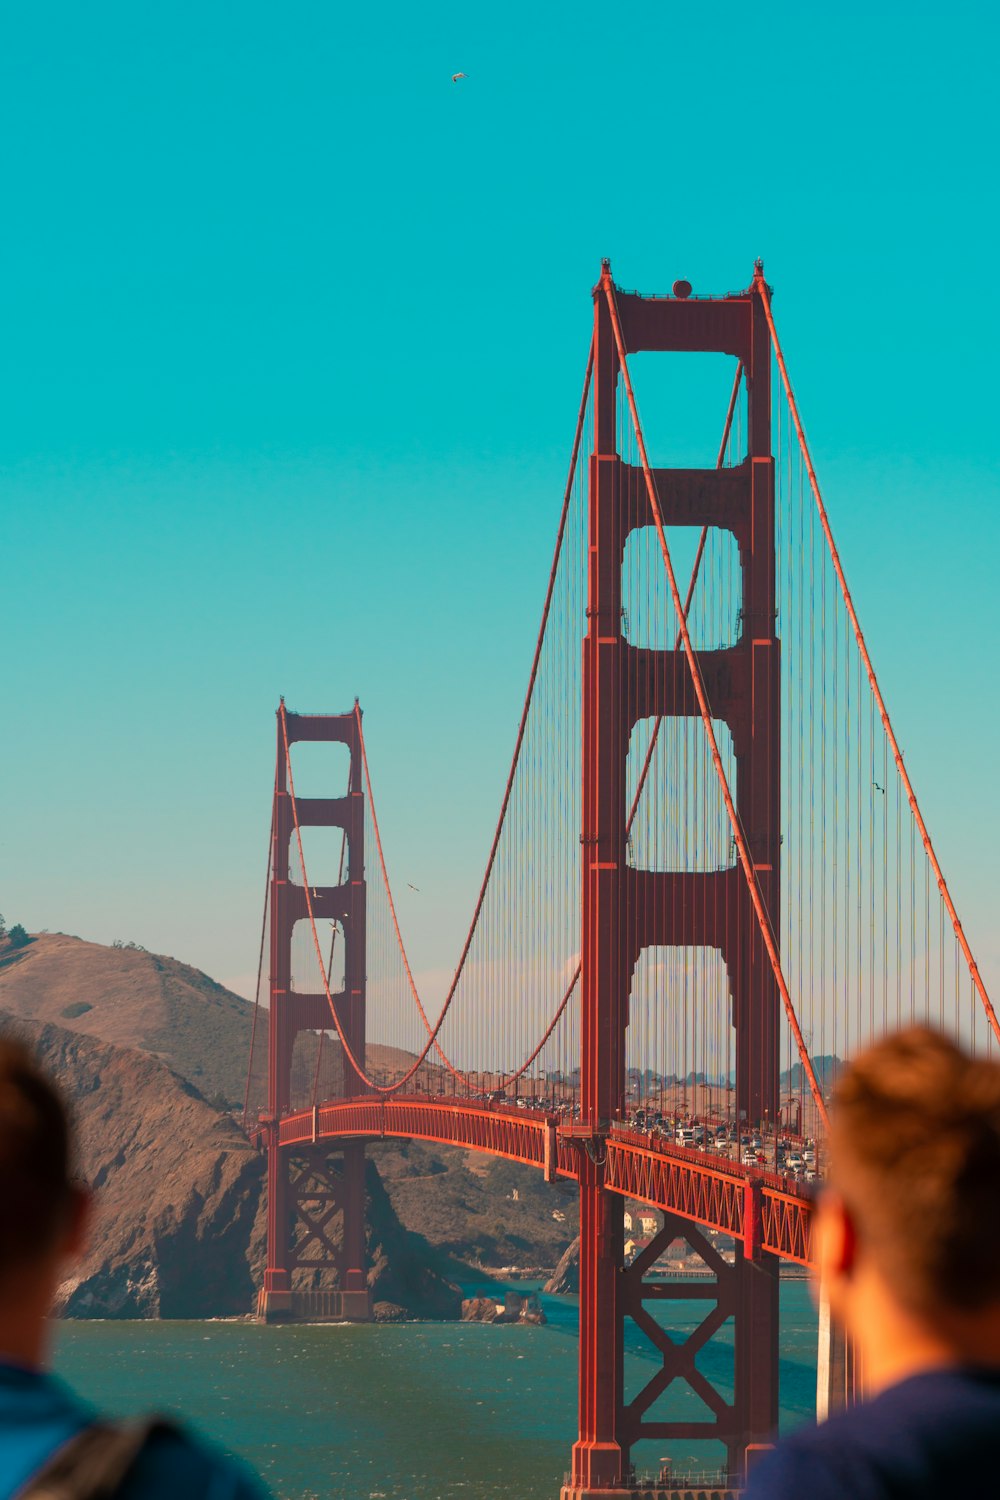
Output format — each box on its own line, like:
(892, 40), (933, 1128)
(744, 1367), (1000, 1500)
(0, 1362), (268, 1500)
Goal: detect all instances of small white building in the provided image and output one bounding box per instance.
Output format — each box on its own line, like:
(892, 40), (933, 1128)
(624, 1236), (653, 1261)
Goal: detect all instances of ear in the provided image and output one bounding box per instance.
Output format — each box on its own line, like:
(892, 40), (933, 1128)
(814, 1189), (858, 1285)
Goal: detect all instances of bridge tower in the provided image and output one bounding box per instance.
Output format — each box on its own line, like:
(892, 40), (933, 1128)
(567, 265), (779, 1491)
(257, 704), (372, 1323)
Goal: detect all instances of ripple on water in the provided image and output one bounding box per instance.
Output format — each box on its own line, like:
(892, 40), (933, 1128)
(53, 1285), (819, 1500)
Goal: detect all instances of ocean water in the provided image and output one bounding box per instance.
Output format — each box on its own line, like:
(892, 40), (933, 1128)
(53, 1283), (819, 1500)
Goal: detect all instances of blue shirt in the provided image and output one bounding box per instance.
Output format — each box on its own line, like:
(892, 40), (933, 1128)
(0, 1362), (268, 1500)
(745, 1367), (1000, 1500)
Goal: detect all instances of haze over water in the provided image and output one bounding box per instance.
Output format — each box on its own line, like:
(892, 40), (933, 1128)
(54, 1284), (819, 1499)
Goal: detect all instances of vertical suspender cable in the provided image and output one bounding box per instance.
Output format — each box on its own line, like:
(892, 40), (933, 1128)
(242, 799), (276, 1131)
(754, 267), (998, 1044)
(602, 269), (830, 1131)
(299, 345), (597, 1095)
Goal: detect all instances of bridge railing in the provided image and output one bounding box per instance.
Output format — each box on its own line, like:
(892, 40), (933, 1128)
(255, 1091), (816, 1265)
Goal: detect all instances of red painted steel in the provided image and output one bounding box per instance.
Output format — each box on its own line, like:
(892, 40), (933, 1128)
(603, 272), (827, 1133)
(246, 265), (885, 1472)
(279, 1096), (577, 1176)
(271, 345), (597, 1101)
(572, 260), (627, 1495)
(258, 704), (371, 1323)
(566, 262), (785, 1493)
(260, 1094), (814, 1265)
(619, 1217), (739, 1448)
(244, 260), (996, 1488)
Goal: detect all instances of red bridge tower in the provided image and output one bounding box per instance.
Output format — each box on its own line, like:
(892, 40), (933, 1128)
(257, 704), (372, 1323)
(567, 265), (780, 1491)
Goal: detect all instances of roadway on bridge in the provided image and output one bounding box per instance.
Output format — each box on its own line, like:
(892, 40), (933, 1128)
(259, 1094), (814, 1266)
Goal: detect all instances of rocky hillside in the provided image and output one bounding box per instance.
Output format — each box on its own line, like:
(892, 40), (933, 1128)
(0, 933), (580, 1279)
(0, 934), (256, 1107)
(370, 1138), (577, 1271)
(6, 1017), (264, 1317)
(545, 1238), (580, 1294)
(0, 932), (428, 1112)
(0, 1016), (461, 1320)
(0, 931), (580, 1315)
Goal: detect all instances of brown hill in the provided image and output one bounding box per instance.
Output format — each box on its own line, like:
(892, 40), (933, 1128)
(2, 1016), (264, 1316)
(370, 1139), (577, 1271)
(0, 932), (578, 1277)
(0, 933), (426, 1111)
(0, 1016), (461, 1319)
(0, 934), (256, 1107)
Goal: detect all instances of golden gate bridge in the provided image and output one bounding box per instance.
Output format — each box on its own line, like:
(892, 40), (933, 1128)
(242, 262), (996, 1497)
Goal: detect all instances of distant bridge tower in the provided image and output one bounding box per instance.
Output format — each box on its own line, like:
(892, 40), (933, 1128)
(567, 265), (779, 1491)
(257, 704), (371, 1323)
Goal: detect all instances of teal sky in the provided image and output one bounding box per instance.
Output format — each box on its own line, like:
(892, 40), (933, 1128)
(2, 0), (997, 1002)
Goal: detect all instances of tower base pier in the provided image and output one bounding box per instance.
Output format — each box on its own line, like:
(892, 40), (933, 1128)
(561, 1488), (740, 1500)
(257, 1286), (372, 1324)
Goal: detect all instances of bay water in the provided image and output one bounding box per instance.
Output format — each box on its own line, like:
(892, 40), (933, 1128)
(53, 1282), (819, 1499)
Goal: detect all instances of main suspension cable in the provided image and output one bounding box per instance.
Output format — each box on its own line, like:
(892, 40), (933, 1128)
(754, 265), (998, 1045)
(281, 703), (450, 1093)
(503, 362), (748, 1083)
(355, 341), (593, 1080)
(603, 269), (830, 1129)
(285, 343), (597, 1096)
(241, 799), (275, 1131)
(625, 360), (744, 830)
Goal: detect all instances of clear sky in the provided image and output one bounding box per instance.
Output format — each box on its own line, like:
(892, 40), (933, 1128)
(2, 0), (997, 1002)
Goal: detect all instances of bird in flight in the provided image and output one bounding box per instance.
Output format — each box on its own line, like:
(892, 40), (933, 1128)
(407, 883), (421, 892)
(451, 72), (467, 82)
(873, 781), (884, 794)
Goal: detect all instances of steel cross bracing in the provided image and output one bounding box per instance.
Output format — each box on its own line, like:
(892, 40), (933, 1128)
(246, 261), (995, 1495)
(572, 263), (782, 1490)
(258, 705), (371, 1324)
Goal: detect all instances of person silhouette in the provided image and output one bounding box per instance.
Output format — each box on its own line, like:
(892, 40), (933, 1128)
(746, 1026), (1000, 1498)
(0, 1036), (270, 1499)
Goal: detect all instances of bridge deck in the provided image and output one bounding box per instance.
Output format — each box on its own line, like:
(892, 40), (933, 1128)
(264, 1095), (814, 1266)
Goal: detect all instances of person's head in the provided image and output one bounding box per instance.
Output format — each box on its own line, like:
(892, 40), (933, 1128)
(816, 1025), (1000, 1370)
(0, 1037), (89, 1347)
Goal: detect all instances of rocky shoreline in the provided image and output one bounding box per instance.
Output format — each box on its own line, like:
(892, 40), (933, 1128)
(461, 1290), (546, 1325)
(5, 933), (798, 1324)
(0, 934), (582, 1322)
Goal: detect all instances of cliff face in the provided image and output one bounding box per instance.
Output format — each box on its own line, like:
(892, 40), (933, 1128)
(2, 1018), (265, 1318)
(0, 1016), (461, 1320)
(365, 1164), (462, 1320)
(544, 1237), (580, 1294)
(0, 932), (577, 1315)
